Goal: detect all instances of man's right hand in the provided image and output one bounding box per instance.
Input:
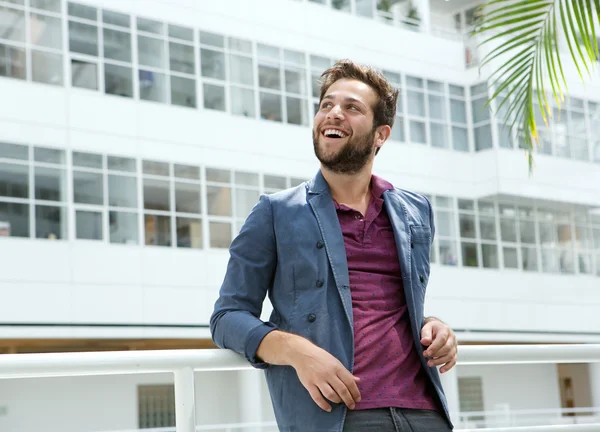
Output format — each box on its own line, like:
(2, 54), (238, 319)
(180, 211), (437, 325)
(256, 331), (361, 412)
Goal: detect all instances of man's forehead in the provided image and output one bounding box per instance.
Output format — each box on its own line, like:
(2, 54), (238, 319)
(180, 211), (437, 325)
(324, 79), (377, 106)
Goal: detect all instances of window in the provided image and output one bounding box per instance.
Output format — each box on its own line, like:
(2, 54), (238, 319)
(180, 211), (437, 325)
(406, 76), (426, 144)
(143, 160), (171, 246)
(383, 71), (405, 143)
(309, 55), (332, 117)
(138, 385), (175, 429)
(206, 167), (232, 248)
(199, 31), (226, 112)
(458, 377), (484, 422)
(73, 151), (104, 240)
(34, 147), (67, 239)
(470, 83), (493, 151)
(229, 37), (255, 118)
(449, 85), (469, 151)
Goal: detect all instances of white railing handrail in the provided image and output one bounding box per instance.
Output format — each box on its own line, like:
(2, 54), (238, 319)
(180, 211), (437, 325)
(1, 344), (599, 432)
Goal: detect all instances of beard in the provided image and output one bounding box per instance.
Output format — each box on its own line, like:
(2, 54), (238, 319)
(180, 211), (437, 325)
(313, 126), (376, 175)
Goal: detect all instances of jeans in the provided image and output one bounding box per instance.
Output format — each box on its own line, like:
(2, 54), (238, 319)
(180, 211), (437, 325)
(343, 407), (452, 432)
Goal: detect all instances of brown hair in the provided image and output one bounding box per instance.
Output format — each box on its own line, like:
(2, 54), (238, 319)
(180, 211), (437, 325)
(319, 59), (399, 131)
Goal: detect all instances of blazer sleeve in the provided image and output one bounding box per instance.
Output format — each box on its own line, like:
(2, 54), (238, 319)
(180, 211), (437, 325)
(209, 194), (278, 369)
(425, 195), (435, 246)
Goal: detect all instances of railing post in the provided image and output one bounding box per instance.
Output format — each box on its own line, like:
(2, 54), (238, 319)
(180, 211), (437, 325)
(174, 367), (197, 432)
(439, 367), (460, 427)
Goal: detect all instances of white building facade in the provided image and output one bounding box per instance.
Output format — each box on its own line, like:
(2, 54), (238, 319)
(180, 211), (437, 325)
(0, 0), (599, 430)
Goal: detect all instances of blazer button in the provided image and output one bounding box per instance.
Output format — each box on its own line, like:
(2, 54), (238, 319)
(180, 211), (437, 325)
(411, 242), (414, 249)
(316, 240), (324, 249)
(307, 314), (316, 323)
(316, 279), (324, 287)
(419, 275), (425, 283)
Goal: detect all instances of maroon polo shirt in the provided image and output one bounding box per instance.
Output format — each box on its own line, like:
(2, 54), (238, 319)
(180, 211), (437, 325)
(333, 175), (438, 411)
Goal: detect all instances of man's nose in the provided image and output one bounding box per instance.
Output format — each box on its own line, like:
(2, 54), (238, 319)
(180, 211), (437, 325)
(326, 104), (344, 120)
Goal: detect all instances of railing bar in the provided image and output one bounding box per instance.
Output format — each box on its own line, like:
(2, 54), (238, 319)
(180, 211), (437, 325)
(174, 367), (196, 432)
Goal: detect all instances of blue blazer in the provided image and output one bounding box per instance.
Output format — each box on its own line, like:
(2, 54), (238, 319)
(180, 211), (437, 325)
(211, 170), (451, 431)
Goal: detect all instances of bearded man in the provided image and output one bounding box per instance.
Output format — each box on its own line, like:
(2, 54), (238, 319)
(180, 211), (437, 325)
(210, 59), (457, 432)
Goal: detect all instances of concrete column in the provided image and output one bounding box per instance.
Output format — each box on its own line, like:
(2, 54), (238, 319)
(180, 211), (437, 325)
(589, 362), (600, 409)
(440, 367), (461, 427)
(412, 0), (431, 34)
(238, 369), (264, 432)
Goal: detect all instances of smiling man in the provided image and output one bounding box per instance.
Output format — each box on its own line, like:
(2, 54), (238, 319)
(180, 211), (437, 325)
(210, 59), (457, 432)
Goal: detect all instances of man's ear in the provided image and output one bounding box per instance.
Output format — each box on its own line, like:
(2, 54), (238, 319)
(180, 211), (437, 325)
(375, 125), (391, 151)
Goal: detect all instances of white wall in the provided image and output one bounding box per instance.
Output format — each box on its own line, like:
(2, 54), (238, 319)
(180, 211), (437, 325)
(0, 371), (241, 432)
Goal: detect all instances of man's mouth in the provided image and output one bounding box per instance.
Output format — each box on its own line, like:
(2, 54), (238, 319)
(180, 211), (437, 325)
(322, 128), (348, 139)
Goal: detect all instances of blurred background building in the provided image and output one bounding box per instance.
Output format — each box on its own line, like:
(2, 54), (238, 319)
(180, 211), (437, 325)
(0, 0), (599, 430)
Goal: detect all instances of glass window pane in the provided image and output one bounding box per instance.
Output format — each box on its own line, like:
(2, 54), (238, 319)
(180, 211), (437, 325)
(236, 188), (259, 218)
(450, 99), (467, 124)
(462, 242), (478, 267)
(171, 75), (196, 108)
(539, 221), (556, 245)
(169, 42), (195, 74)
(459, 214), (476, 238)
(290, 177), (305, 187)
(479, 216), (496, 240)
(474, 125), (493, 151)
(228, 37), (252, 53)
(259, 64), (281, 90)
(203, 83), (225, 111)
(264, 175), (286, 190)
(199, 31), (224, 48)
(231, 87), (255, 118)
(69, 21), (98, 56)
(76, 210), (102, 240)
(458, 199), (474, 211)
(287, 96), (308, 126)
(73, 151), (102, 169)
(137, 17), (163, 35)
(559, 249), (575, 273)
(471, 82), (488, 96)
(285, 68), (306, 95)
(439, 239), (458, 265)
(0, 163), (28, 198)
(109, 211), (138, 244)
(102, 10), (129, 28)
(260, 92), (282, 122)
(34, 147), (64, 164)
(108, 156), (136, 172)
(0, 6), (26, 42)
(207, 185), (231, 216)
(0, 143), (27, 161)
(206, 168), (230, 183)
(73, 171), (103, 205)
(108, 175), (137, 208)
(407, 90), (425, 117)
(482, 244), (498, 268)
(576, 225), (593, 249)
(257, 43), (279, 61)
(68, 2), (96, 19)
(145, 214), (171, 246)
(209, 221), (231, 248)
(449, 85), (464, 97)
(542, 248), (560, 273)
(0, 202), (29, 237)
(500, 218), (517, 242)
(311, 71), (322, 99)
(200, 49), (225, 80)
(503, 247), (518, 269)
(284, 49), (305, 65)
(71, 59), (98, 90)
(234, 172), (259, 186)
(105, 64), (133, 98)
(428, 94), (445, 120)
(497, 123), (513, 149)
(177, 217), (202, 248)
(435, 210), (455, 237)
(168, 24), (193, 41)
(430, 123), (448, 149)
(332, 0), (350, 11)
(427, 80), (444, 92)
(578, 253), (593, 274)
(35, 205), (66, 239)
(30, 13), (62, 49)
(143, 160), (169, 176)
(519, 220), (536, 244)
(35, 167), (66, 201)
(175, 182), (200, 214)
(32, 50), (63, 86)
(390, 116), (405, 142)
(472, 97), (490, 123)
(229, 54), (253, 86)
(139, 70), (167, 103)
(406, 76), (423, 88)
(143, 178), (170, 211)
(452, 127), (469, 152)
(0, 44), (26, 80)
(138, 36), (166, 69)
(409, 120), (426, 143)
(174, 164), (199, 180)
(522, 245), (538, 271)
(103, 28), (131, 62)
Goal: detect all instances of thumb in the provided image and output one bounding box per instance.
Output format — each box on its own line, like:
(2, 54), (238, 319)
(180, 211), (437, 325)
(421, 324), (433, 346)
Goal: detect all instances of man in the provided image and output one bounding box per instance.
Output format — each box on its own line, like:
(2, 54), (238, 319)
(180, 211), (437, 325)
(210, 59), (457, 432)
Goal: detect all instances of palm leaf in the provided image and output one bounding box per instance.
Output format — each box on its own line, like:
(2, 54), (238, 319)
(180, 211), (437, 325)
(473, 0), (600, 173)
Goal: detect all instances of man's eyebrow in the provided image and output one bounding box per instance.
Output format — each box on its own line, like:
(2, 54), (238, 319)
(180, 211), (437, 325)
(322, 95), (367, 107)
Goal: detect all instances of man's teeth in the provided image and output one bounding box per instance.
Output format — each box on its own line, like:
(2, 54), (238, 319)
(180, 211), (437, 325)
(324, 129), (347, 138)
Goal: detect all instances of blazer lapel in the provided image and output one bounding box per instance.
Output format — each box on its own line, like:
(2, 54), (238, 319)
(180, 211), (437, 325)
(307, 172), (353, 328)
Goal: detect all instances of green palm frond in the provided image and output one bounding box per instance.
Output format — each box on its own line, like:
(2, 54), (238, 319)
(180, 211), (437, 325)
(473, 0), (600, 172)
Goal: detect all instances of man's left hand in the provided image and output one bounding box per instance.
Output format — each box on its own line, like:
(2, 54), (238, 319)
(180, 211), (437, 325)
(420, 318), (457, 374)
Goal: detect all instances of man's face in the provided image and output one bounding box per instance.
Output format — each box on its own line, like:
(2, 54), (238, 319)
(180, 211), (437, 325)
(312, 79), (381, 175)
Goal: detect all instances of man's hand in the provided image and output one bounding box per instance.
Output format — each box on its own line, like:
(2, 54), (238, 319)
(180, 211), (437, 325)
(420, 317), (457, 374)
(257, 331), (361, 412)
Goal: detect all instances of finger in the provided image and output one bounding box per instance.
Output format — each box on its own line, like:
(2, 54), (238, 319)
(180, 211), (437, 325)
(440, 358), (457, 374)
(307, 385), (332, 412)
(428, 353), (454, 368)
(319, 383), (342, 404)
(426, 341), (454, 361)
(424, 331), (449, 358)
(420, 323), (433, 345)
(330, 376), (357, 409)
(337, 371), (362, 403)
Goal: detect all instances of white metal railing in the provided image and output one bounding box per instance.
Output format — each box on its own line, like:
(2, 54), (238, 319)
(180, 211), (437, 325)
(0, 345), (599, 432)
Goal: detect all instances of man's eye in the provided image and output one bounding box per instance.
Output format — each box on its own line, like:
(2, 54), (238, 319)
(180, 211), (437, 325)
(321, 103), (332, 109)
(348, 106), (358, 111)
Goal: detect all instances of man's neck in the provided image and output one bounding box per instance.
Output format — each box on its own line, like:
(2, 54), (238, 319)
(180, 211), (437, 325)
(321, 164), (373, 210)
